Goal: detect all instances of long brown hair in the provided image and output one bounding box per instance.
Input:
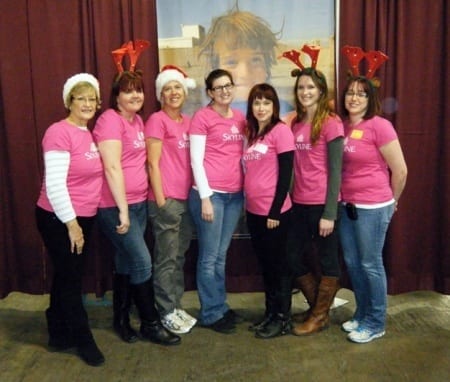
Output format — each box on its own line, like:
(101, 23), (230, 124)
(292, 67), (332, 144)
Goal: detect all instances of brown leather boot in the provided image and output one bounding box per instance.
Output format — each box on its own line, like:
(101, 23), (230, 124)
(292, 273), (318, 323)
(292, 276), (339, 336)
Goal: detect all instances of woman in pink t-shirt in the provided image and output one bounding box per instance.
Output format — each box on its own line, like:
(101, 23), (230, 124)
(188, 69), (245, 334)
(94, 71), (179, 346)
(243, 84), (295, 339)
(145, 66), (197, 336)
(339, 76), (407, 344)
(288, 68), (344, 336)
(35, 73), (104, 366)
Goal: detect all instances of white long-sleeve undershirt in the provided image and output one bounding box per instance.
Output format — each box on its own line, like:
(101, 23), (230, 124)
(44, 150), (76, 223)
(189, 134), (213, 199)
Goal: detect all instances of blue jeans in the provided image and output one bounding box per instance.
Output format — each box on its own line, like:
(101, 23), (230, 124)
(97, 201), (152, 285)
(188, 189), (244, 325)
(339, 203), (395, 331)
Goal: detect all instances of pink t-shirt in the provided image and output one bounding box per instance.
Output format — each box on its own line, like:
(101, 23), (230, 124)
(144, 110), (192, 200)
(341, 116), (398, 204)
(189, 105), (245, 192)
(243, 122), (295, 215)
(93, 109), (148, 207)
(292, 116), (344, 204)
(37, 119), (103, 217)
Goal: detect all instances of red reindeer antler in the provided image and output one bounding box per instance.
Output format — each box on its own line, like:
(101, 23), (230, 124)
(128, 39), (150, 72)
(301, 44), (320, 69)
(111, 48), (127, 73)
(365, 50), (389, 79)
(111, 39), (150, 73)
(341, 45), (365, 76)
(279, 49), (304, 70)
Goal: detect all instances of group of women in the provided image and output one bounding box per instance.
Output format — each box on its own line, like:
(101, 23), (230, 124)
(35, 44), (407, 367)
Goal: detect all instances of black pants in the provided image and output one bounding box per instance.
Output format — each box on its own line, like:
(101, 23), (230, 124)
(287, 203), (341, 278)
(35, 206), (95, 344)
(246, 210), (293, 316)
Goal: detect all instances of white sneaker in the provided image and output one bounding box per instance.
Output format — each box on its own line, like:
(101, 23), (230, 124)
(161, 310), (191, 334)
(176, 309), (197, 327)
(342, 319), (359, 333)
(347, 327), (385, 343)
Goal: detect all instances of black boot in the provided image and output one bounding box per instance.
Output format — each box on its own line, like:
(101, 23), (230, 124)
(113, 274), (138, 343)
(255, 313), (292, 339)
(131, 278), (181, 346)
(77, 335), (105, 367)
(45, 307), (75, 351)
(255, 275), (293, 339)
(248, 290), (276, 332)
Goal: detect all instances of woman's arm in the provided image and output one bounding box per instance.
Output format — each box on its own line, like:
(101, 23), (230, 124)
(379, 139), (408, 210)
(190, 134), (214, 221)
(268, 151), (294, 228)
(320, 137), (344, 237)
(44, 150), (84, 254)
(98, 139), (130, 233)
(146, 137), (165, 207)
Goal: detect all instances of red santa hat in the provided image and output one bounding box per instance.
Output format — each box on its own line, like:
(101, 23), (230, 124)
(155, 65), (196, 101)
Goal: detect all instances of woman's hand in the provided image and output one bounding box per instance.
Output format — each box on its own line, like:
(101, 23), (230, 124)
(267, 218), (280, 229)
(66, 219), (84, 254)
(116, 210), (130, 234)
(319, 218), (334, 237)
(201, 198), (214, 222)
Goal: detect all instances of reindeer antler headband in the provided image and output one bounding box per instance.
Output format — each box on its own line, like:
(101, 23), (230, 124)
(341, 45), (388, 87)
(279, 44), (321, 76)
(111, 39), (150, 73)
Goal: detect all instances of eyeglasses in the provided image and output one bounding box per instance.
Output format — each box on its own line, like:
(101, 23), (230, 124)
(211, 83), (234, 92)
(345, 91), (368, 98)
(73, 96), (97, 104)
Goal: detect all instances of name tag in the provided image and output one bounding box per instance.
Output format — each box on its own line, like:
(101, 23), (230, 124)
(254, 143), (268, 154)
(350, 129), (364, 139)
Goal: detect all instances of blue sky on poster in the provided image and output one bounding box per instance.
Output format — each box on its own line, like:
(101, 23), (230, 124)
(156, 0), (335, 42)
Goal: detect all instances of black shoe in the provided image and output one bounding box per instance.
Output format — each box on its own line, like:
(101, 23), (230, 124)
(224, 309), (245, 324)
(77, 341), (105, 367)
(248, 314), (274, 332)
(203, 316), (236, 334)
(140, 320), (181, 345)
(114, 321), (139, 343)
(255, 316), (291, 339)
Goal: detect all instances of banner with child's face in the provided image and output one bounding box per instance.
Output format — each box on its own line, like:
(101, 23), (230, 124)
(156, 0), (336, 118)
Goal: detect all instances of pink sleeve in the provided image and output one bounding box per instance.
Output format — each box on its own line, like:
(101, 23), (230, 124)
(93, 109), (123, 142)
(189, 108), (208, 135)
(42, 123), (71, 152)
(323, 117), (344, 142)
(374, 117), (398, 147)
(144, 112), (165, 140)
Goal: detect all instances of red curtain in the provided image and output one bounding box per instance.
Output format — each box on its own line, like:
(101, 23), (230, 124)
(338, 0), (450, 293)
(0, 0), (449, 298)
(0, 0), (159, 297)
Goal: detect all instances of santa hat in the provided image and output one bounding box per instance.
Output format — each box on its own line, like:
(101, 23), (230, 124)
(155, 65), (196, 101)
(62, 73), (100, 109)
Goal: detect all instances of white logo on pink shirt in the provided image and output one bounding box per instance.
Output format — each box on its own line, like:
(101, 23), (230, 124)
(134, 131), (146, 148)
(223, 124), (244, 142)
(84, 142), (100, 160)
(178, 133), (190, 149)
(295, 134), (312, 150)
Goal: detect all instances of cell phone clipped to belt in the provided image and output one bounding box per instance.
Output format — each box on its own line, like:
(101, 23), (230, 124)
(345, 203), (358, 220)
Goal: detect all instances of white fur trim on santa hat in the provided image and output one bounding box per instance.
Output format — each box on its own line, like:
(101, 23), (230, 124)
(155, 67), (196, 101)
(62, 73), (100, 109)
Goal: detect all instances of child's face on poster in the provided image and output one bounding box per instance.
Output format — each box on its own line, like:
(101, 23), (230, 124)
(214, 40), (268, 101)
